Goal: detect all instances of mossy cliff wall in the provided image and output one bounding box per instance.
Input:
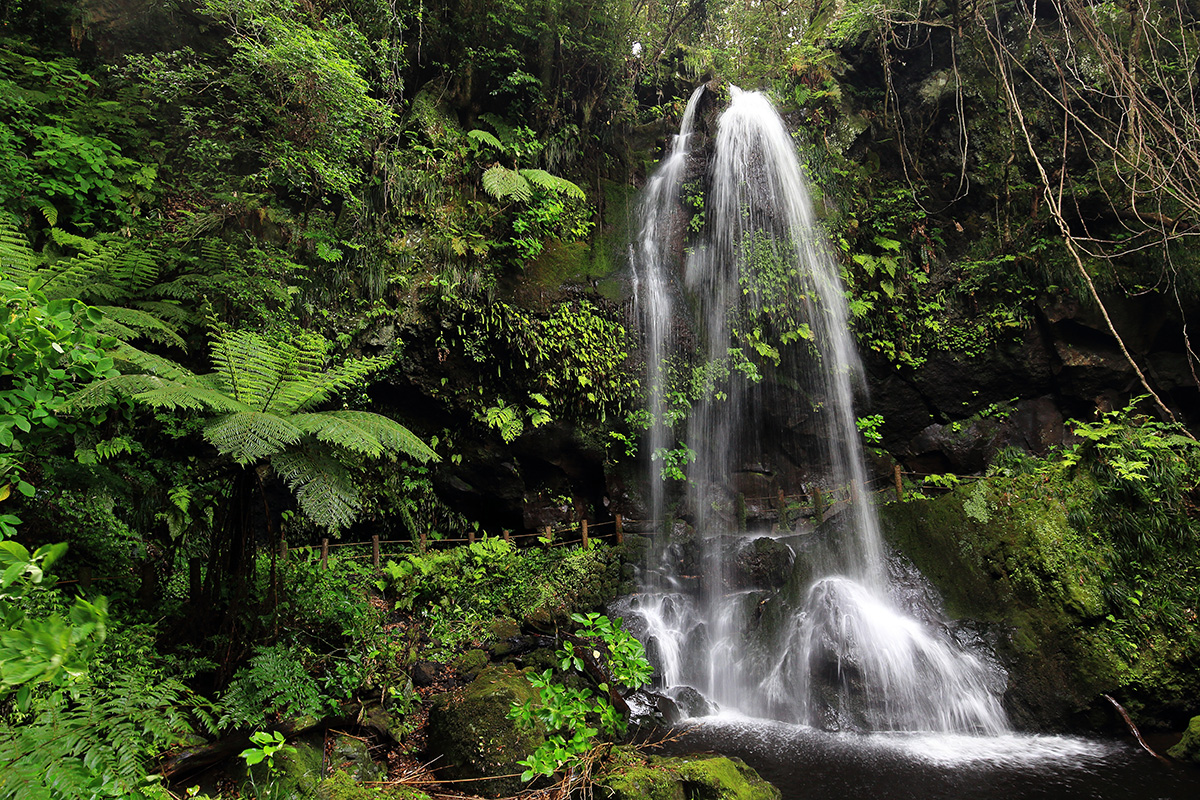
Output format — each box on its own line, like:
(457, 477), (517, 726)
(880, 478), (1199, 730)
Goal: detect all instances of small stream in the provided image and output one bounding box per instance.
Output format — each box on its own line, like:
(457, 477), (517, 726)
(655, 716), (1200, 799)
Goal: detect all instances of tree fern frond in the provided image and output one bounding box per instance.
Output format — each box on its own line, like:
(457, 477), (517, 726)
(467, 128), (504, 152)
(108, 242), (160, 294)
(271, 354), (389, 413)
(110, 343), (196, 381)
(292, 410), (438, 462)
(478, 112), (516, 146)
(67, 374), (178, 410)
(95, 305), (186, 349)
(0, 216), (37, 279)
(202, 411), (304, 464)
(135, 383), (251, 413)
(208, 330), (300, 410)
(270, 449), (361, 531)
(520, 168), (586, 200)
(482, 164), (532, 202)
(132, 299), (194, 327)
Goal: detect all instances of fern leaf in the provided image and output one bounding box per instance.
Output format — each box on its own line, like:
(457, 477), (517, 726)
(271, 354), (390, 413)
(478, 112), (516, 146)
(292, 410), (438, 462)
(202, 411), (305, 464)
(135, 382), (251, 413)
(467, 128), (504, 152)
(94, 305), (186, 349)
(110, 343), (196, 381)
(482, 165), (532, 202)
(271, 449), (361, 531)
(0, 216), (37, 279)
(208, 329), (302, 410)
(520, 168), (586, 200)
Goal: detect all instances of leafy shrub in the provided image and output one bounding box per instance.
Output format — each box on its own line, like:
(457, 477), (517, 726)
(509, 612), (652, 781)
(218, 643), (324, 727)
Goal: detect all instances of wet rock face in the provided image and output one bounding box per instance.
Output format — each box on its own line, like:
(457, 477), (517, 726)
(730, 537), (794, 590)
(424, 665), (545, 798)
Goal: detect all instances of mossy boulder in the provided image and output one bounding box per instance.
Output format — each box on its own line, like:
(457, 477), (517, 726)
(249, 734), (324, 800)
(596, 750), (780, 800)
(1168, 715), (1200, 763)
(318, 769), (433, 800)
(424, 664), (545, 797)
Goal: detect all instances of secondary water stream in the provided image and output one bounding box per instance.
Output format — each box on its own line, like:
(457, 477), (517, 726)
(619, 84), (1200, 796)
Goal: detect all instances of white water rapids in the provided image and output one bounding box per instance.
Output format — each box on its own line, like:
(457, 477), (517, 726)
(621, 85), (1009, 734)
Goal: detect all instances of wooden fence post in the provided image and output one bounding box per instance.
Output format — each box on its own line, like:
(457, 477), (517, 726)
(419, 529), (427, 552)
(614, 514), (623, 544)
(893, 464), (904, 501)
(372, 535), (380, 569)
(280, 538), (288, 563)
(468, 529), (476, 546)
(850, 480), (861, 506)
(812, 486), (824, 524)
(581, 519), (589, 549)
(543, 525), (552, 547)
(320, 538), (329, 570)
(79, 566), (93, 590)
(503, 529), (511, 544)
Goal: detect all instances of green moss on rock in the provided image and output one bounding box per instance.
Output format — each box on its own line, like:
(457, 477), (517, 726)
(596, 750), (780, 800)
(424, 664), (545, 797)
(1168, 715), (1200, 763)
(318, 769), (433, 800)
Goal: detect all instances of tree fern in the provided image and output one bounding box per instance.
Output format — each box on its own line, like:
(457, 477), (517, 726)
(292, 410), (437, 461)
(70, 330), (438, 532)
(203, 411), (306, 465)
(520, 168), (585, 200)
(482, 164), (533, 202)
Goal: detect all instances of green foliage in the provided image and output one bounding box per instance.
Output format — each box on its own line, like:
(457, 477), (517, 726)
(0, 541), (107, 702)
(508, 612), (651, 781)
(855, 414), (884, 446)
(0, 273), (118, 501)
(0, 671), (211, 800)
(241, 728), (299, 800)
(379, 540), (615, 662)
(435, 296), (637, 430)
(0, 43), (155, 230)
(220, 643), (325, 728)
(71, 328), (437, 531)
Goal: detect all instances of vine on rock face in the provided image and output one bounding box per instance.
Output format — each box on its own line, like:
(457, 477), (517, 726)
(509, 612), (652, 782)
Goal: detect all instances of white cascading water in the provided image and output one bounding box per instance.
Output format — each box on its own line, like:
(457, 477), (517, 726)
(619, 85), (1009, 734)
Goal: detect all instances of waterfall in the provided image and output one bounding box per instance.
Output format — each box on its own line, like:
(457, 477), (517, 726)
(620, 85), (1009, 734)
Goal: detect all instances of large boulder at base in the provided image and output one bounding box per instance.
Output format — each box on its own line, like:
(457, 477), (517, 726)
(596, 751), (781, 800)
(1168, 715), (1200, 763)
(424, 664), (545, 797)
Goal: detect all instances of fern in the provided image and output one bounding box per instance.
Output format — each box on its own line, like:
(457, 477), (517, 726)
(270, 448), (362, 532)
(217, 644), (324, 729)
(0, 217), (37, 278)
(203, 411), (305, 465)
(467, 128), (504, 152)
(482, 164), (533, 202)
(292, 410), (438, 461)
(520, 168), (585, 200)
(0, 673), (212, 800)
